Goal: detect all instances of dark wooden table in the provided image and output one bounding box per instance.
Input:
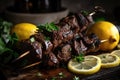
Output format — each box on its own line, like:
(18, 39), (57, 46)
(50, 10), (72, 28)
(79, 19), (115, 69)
(6, 65), (120, 80)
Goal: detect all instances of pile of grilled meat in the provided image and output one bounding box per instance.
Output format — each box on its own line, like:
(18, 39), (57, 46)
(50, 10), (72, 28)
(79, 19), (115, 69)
(15, 13), (100, 68)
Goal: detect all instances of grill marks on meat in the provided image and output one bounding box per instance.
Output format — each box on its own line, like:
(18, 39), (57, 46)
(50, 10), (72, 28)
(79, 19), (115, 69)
(43, 40), (53, 54)
(42, 52), (59, 68)
(85, 33), (100, 53)
(75, 13), (89, 33)
(72, 33), (100, 55)
(31, 41), (43, 59)
(31, 32), (53, 54)
(17, 13), (100, 68)
(73, 40), (87, 55)
(57, 44), (72, 62)
(51, 15), (83, 49)
(60, 15), (80, 33)
(52, 23), (74, 48)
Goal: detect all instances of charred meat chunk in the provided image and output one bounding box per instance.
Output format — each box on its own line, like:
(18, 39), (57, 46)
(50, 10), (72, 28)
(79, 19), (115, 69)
(57, 44), (72, 62)
(30, 41), (43, 59)
(73, 40), (87, 55)
(42, 52), (59, 68)
(43, 40), (53, 54)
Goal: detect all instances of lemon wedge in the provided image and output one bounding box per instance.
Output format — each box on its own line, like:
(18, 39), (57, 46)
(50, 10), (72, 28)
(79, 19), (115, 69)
(97, 53), (120, 68)
(68, 55), (101, 75)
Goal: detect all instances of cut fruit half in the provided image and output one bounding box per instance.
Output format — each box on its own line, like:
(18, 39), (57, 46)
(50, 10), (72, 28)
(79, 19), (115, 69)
(97, 53), (120, 68)
(68, 55), (101, 75)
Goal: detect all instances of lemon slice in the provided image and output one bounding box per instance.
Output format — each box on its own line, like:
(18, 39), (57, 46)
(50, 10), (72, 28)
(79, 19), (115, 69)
(97, 53), (120, 68)
(111, 50), (120, 58)
(117, 44), (120, 49)
(68, 55), (101, 75)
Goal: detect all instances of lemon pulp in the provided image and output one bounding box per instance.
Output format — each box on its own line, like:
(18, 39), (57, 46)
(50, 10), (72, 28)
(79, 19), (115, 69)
(97, 53), (120, 68)
(68, 55), (101, 75)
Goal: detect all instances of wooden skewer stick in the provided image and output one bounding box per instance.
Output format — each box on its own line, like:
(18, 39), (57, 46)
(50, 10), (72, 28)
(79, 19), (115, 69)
(22, 61), (41, 69)
(100, 39), (108, 43)
(12, 51), (30, 62)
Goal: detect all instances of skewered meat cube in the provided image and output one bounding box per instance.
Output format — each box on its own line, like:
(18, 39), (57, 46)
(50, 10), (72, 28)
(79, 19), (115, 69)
(57, 43), (72, 62)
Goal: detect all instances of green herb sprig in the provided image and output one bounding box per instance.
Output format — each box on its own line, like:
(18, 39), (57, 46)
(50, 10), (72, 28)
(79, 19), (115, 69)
(37, 22), (59, 32)
(74, 53), (84, 63)
(0, 19), (19, 68)
(51, 72), (65, 80)
(73, 76), (80, 80)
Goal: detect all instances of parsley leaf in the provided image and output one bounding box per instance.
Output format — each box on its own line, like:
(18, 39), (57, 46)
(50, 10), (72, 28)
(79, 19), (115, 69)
(73, 76), (80, 80)
(30, 37), (35, 42)
(0, 19), (19, 68)
(38, 22), (59, 32)
(74, 53), (84, 63)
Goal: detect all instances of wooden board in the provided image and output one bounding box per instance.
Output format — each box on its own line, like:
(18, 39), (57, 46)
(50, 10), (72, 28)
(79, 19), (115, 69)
(7, 65), (120, 80)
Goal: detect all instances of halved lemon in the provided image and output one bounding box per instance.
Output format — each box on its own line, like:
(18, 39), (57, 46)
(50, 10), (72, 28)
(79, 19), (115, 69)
(11, 23), (38, 41)
(68, 55), (101, 75)
(97, 53), (120, 68)
(111, 50), (120, 58)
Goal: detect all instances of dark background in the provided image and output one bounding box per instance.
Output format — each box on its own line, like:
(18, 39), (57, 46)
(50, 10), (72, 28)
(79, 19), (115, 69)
(0, 0), (120, 24)
(0, 0), (120, 14)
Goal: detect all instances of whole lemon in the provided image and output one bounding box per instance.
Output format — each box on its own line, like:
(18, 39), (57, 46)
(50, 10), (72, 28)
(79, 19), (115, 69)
(11, 23), (38, 41)
(86, 21), (119, 51)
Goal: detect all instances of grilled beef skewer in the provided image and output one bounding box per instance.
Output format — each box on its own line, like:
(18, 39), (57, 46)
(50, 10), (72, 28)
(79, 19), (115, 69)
(14, 12), (100, 68)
